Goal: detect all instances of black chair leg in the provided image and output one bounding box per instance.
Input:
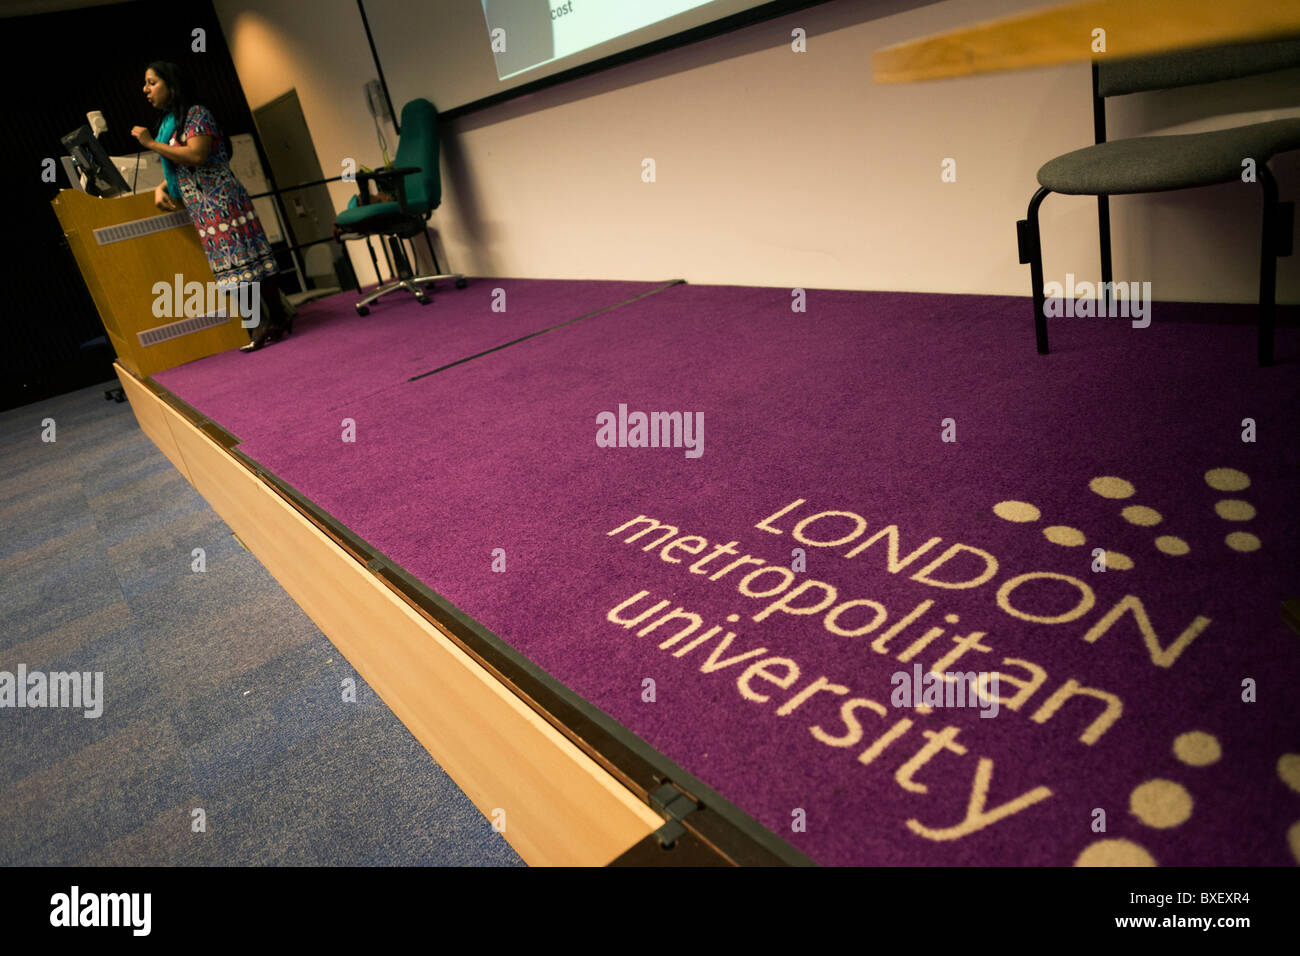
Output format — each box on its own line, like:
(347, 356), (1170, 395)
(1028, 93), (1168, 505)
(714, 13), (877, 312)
(1018, 187), (1052, 354)
(423, 228), (442, 276)
(388, 236), (412, 280)
(1259, 167), (1280, 367)
(1098, 195), (1113, 287)
(364, 237), (381, 285)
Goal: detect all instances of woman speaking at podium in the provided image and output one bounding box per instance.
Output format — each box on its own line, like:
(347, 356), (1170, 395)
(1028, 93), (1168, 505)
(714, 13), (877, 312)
(131, 61), (290, 352)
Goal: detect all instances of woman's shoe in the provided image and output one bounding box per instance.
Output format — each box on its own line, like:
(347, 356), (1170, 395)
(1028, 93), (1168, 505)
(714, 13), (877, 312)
(239, 322), (274, 352)
(268, 315), (294, 343)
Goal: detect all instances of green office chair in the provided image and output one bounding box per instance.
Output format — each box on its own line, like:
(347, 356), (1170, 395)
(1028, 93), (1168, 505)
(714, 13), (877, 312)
(335, 98), (466, 315)
(1017, 39), (1300, 366)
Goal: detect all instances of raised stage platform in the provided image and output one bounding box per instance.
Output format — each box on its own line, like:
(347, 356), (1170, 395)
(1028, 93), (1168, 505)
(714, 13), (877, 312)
(120, 277), (1300, 866)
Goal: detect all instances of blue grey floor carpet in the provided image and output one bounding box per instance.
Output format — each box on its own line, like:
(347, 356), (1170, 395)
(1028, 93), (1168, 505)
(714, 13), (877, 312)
(0, 382), (523, 866)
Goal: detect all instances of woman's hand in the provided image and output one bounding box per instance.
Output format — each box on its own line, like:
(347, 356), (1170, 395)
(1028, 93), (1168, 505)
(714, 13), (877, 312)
(130, 126), (154, 146)
(154, 182), (179, 212)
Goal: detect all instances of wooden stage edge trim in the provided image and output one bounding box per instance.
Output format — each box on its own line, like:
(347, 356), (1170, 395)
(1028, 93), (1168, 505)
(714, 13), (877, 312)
(115, 362), (815, 868)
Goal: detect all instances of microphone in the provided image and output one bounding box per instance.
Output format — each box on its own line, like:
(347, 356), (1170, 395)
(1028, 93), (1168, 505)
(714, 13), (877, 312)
(132, 114), (150, 195)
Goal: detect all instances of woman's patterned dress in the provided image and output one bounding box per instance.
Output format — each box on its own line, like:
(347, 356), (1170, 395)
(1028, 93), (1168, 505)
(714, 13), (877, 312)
(167, 105), (278, 291)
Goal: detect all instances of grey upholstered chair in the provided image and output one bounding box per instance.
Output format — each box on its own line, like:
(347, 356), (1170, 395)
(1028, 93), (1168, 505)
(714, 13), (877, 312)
(1017, 39), (1300, 366)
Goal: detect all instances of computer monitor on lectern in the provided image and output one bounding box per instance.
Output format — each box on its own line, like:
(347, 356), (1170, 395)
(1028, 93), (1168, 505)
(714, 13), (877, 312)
(60, 124), (132, 198)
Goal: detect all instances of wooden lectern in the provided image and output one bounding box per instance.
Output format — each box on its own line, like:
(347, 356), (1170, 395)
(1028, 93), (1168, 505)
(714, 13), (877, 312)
(52, 189), (251, 379)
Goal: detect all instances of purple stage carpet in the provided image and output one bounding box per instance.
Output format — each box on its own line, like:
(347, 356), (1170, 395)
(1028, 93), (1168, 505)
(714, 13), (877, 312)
(155, 278), (1300, 866)
(154, 278), (673, 444)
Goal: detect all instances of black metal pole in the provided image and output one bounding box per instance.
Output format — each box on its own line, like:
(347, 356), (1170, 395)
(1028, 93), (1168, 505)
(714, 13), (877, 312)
(248, 174), (347, 200)
(357, 0), (399, 136)
(1092, 64), (1113, 288)
(1259, 166), (1278, 367)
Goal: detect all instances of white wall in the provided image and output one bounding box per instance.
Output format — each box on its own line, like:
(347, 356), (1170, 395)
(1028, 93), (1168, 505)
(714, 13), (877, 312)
(213, 0), (1300, 302)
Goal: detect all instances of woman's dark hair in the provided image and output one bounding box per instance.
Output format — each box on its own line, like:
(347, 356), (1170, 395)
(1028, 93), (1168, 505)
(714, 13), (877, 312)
(146, 61), (194, 135)
(147, 60), (230, 159)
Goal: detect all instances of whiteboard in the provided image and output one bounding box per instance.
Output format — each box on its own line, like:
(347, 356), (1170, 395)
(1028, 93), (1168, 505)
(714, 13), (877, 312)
(228, 132), (284, 244)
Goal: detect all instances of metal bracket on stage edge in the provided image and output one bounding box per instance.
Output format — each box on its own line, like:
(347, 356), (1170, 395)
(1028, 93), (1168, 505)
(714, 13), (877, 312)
(648, 781), (700, 848)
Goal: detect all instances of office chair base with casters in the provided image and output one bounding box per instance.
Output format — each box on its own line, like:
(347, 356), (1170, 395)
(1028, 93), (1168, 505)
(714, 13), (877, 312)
(350, 232), (467, 315)
(354, 273), (468, 316)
